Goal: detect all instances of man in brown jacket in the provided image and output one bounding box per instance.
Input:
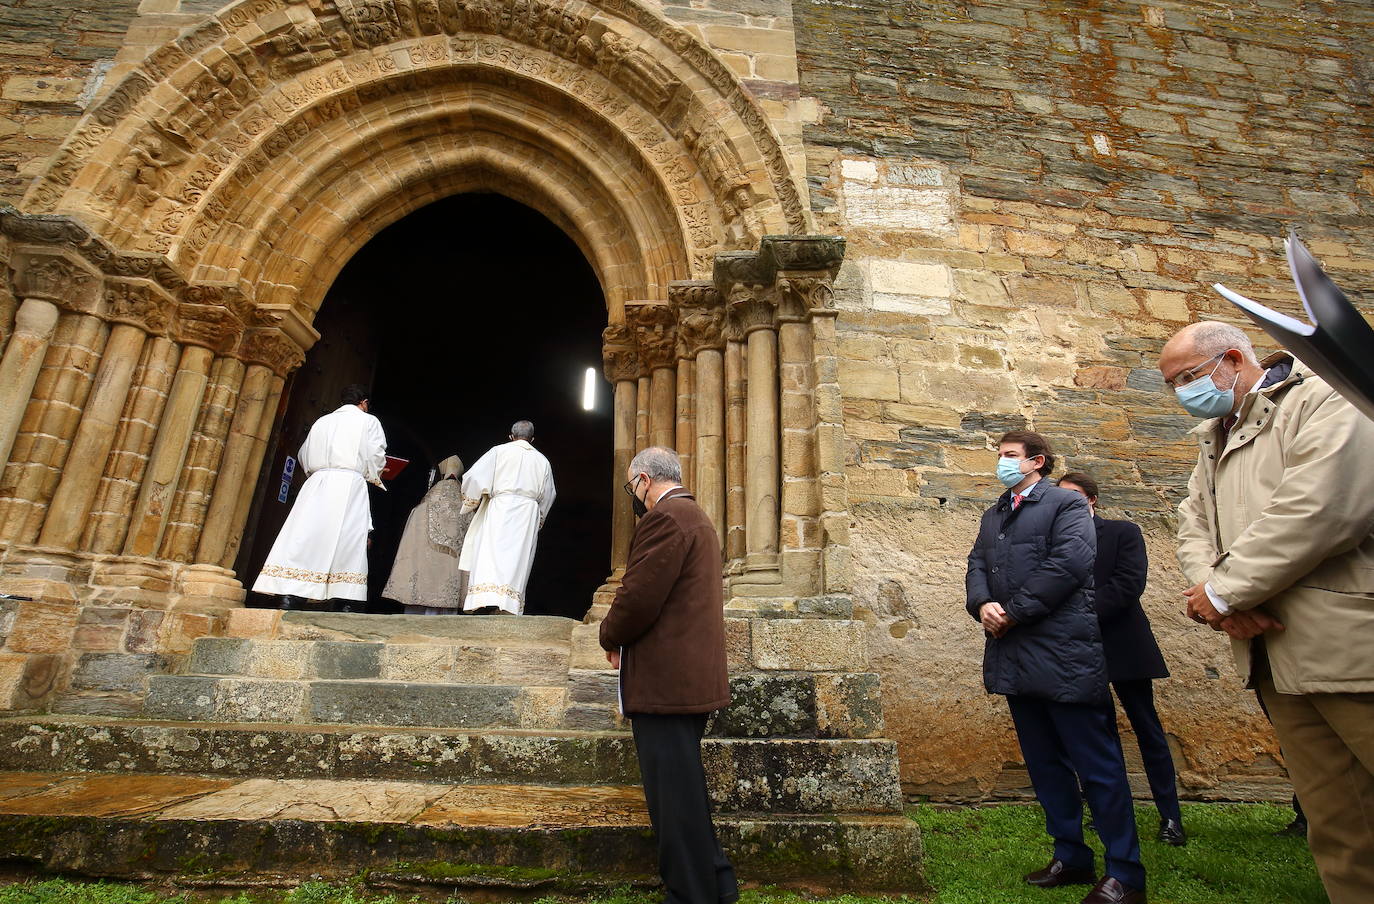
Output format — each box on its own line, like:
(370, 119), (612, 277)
(1161, 321), (1374, 904)
(600, 446), (737, 904)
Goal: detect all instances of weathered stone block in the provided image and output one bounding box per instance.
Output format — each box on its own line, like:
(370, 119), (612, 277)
(215, 678), (308, 723)
(815, 673), (884, 738)
(310, 681), (520, 728)
(704, 738), (903, 812)
(68, 652), (168, 692)
(143, 675), (219, 721)
(751, 619), (867, 670)
(712, 673), (814, 737)
(7, 600), (78, 653)
(381, 644), (453, 681)
(568, 668), (619, 706)
(247, 641), (314, 680)
(186, 637), (251, 675)
(312, 641), (382, 679)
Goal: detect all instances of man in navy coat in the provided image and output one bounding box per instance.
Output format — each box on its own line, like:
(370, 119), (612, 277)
(967, 432), (1145, 904)
(1059, 471), (1184, 847)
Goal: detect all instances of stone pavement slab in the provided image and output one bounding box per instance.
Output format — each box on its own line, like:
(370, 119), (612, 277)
(0, 772), (230, 816)
(156, 777), (449, 822)
(413, 783), (649, 828)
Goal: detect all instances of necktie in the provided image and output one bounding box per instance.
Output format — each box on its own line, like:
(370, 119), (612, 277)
(1012, 494), (1023, 510)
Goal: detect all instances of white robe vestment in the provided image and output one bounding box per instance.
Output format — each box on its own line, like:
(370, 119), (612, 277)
(458, 440), (556, 614)
(252, 404), (387, 601)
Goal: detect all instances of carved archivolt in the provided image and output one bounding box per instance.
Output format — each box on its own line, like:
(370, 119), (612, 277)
(22, 0), (808, 320)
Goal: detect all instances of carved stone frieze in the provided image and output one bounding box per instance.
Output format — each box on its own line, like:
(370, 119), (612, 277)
(776, 274), (834, 322)
(601, 322), (641, 383)
(8, 249), (102, 312)
(174, 299), (245, 353)
(239, 327), (307, 376)
(104, 278), (176, 333)
(624, 300), (677, 370)
(762, 235), (846, 275)
(669, 280), (725, 357)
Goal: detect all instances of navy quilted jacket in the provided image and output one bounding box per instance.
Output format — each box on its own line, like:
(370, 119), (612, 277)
(965, 479), (1109, 704)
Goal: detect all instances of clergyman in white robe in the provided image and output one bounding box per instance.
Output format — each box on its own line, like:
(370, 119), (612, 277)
(458, 430), (556, 615)
(253, 398), (387, 602)
(382, 454), (473, 614)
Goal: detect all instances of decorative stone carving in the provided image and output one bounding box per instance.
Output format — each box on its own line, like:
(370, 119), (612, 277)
(239, 328), (306, 376)
(175, 292), (246, 353)
(9, 250), (101, 312)
(601, 322), (640, 382)
(670, 281), (725, 357)
(104, 279), (175, 333)
(762, 235), (846, 274)
(776, 275), (833, 322)
(624, 301), (677, 370)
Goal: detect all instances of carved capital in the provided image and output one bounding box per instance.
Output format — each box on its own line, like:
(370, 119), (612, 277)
(726, 283), (777, 336)
(104, 278), (176, 334)
(238, 327), (306, 376)
(174, 286), (245, 353)
(776, 274), (835, 322)
(712, 250), (775, 300)
(669, 280), (725, 357)
(601, 323), (640, 383)
(9, 248), (102, 312)
(624, 300), (677, 370)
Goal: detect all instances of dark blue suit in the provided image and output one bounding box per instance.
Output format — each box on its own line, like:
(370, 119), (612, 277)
(1093, 514), (1181, 824)
(967, 481), (1144, 890)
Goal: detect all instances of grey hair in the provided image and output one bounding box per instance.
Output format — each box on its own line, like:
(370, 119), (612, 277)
(510, 420), (535, 440)
(1190, 321), (1259, 365)
(629, 446), (682, 483)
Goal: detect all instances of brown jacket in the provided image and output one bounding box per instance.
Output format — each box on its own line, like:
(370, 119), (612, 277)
(598, 489), (730, 714)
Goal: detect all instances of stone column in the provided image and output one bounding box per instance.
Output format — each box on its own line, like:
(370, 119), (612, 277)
(159, 355), (245, 562)
(0, 311), (108, 543)
(600, 323), (640, 579)
(635, 374), (650, 452)
(671, 281), (727, 549)
(196, 363), (274, 566)
(83, 337), (180, 553)
(777, 278), (824, 596)
(0, 250), (101, 478)
(675, 360), (695, 490)
(38, 322), (149, 549)
(220, 373), (287, 569)
(124, 343), (216, 557)
(738, 292), (780, 577)
(626, 301), (677, 452)
(723, 332), (746, 568)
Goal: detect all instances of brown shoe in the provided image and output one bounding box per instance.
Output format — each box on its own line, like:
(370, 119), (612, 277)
(1024, 859), (1096, 887)
(1079, 876), (1145, 904)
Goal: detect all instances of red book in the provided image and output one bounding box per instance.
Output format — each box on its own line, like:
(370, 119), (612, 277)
(381, 456), (409, 481)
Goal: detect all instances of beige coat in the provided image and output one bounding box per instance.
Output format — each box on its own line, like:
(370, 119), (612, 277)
(1177, 353), (1374, 694)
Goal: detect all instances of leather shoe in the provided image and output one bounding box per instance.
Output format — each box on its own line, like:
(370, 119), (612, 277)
(1079, 876), (1145, 904)
(1157, 818), (1187, 846)
(1024, 859), (1095, 888)
(1276, 816), (1307, 838)
(278, 594), (306, 611)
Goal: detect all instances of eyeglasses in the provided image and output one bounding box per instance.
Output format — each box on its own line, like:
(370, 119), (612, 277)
(622, 476), (643, 497)
(1165, 351), (1227, 390)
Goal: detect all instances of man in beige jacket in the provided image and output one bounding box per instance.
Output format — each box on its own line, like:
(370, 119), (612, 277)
(1160, 321), (1374, 904)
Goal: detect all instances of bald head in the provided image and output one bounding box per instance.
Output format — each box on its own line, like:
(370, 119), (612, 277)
(1159, 321), (1266, 416)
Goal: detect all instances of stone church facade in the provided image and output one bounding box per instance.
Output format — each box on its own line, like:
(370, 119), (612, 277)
(0, 0), (1371, 810)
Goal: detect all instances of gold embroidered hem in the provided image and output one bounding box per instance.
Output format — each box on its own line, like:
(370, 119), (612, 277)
(259, 564), (367, 585)
(466, 582), (523, 604)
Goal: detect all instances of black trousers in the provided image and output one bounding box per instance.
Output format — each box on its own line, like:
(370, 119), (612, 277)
(1007, 696), (1146, 890)
(631, 712), (739, 904)
(1111, 679), (1182, 823)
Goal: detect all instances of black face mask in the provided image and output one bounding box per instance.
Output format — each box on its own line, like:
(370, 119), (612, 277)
(632, 490), (648, 519)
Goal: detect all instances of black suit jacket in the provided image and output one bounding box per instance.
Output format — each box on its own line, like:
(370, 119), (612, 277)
(1093, 515), (1169, 681)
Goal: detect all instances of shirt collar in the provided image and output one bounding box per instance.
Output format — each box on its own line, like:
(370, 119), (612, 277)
(654, 484), (685, 505)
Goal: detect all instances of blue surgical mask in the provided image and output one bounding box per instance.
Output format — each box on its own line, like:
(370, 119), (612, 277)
(997, 456), (1031, 488)
(1175, 359), (1235, 419)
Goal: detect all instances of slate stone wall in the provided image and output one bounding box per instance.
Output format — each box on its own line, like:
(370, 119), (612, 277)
(795, 0), (1374, 797)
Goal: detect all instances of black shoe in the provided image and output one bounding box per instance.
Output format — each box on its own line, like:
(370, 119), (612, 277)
(278, 594), (307, 610)
(1024, 859), (1096, 888)
(1079, 876), (1145, 904)
(333, 600), (366, 613)
(1157, 818), (1186, 846)
(469, 605), (502, 615)
(1276, 816), (1308, 838)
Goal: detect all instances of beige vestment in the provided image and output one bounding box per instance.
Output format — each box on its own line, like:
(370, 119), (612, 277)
(382, 455), (472, 612)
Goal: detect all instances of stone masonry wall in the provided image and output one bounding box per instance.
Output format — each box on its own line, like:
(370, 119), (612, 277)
(795, 0), (1374, 799)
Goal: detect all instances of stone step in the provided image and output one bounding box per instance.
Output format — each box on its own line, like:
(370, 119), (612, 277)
(186, 637), (571, 686)
(143, 676), (570, 729)
(0, 771), (924, 891)
(0, 717), (905, 814)
(225, 610), (577, 645)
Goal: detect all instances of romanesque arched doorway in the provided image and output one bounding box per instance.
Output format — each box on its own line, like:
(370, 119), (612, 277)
(236, 192), (611, 617)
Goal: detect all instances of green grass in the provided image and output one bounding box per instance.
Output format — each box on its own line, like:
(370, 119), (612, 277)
(0, 803), (1325, 904)
(916, 802), (1324, 904)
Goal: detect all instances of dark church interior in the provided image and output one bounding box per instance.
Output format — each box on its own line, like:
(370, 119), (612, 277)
(237, 193), (612, 620)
